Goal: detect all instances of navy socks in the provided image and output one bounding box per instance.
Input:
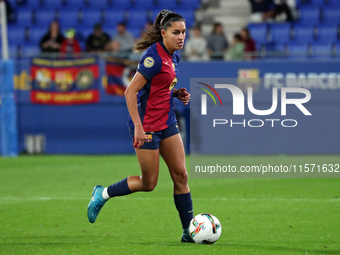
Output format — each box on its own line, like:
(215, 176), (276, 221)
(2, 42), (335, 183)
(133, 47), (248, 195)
(107, 177), (132, 197)
(174, 192), (193, 229)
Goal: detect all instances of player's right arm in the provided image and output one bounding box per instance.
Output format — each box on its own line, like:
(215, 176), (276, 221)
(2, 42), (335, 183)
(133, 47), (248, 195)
(125, 72), (147, 149)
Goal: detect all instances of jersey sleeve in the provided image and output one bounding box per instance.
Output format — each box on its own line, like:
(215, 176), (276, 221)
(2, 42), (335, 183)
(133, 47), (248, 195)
(137, 48), (162, 80)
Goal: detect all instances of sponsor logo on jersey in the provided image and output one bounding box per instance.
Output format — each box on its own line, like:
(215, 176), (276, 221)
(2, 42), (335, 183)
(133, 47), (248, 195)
(144, 57), (154, 68)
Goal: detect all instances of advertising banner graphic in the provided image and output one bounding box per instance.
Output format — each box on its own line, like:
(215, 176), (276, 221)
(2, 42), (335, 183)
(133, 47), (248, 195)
(30, 58), (100, 105)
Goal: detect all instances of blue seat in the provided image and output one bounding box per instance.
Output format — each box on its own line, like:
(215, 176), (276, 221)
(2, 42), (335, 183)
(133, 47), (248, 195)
(29, 27), (47, 44)
(21, 44), (41, 56)
(175, 9), (195, 27)
(59, 10), (79, 28)
(327, 0), (340, 5)
(288, 42), (310, 58)
(311, 42), (333, 58)
(270, 23), (291, 43)
(129, 27), (142, 39)
(336, 42), (340, 57)
(310, 0), (325, 6)
(293, 24), (315, 43)
(27, 0), (42, 8)
(299, 6), (320, 24)
(42, 0), (64, 9)
(16, 9), (33, 25)
(8, 27), (26, 44)
(66, 0), (85, 8)
(35, 9), (56, 24)
(8, 45), (19, 57)
(105, 10), (126, 26)
(112, 0), (132, 9)
(178, 0), (201, 9)
(75, 26), (93, 41)
(7, 0), (17, 7)
(316, 24), (338, 42)
(132, 0), (155, 9)
(87, 0), (109, 9)
(81, 9), (102, 25)
(127, 10), (148, 29)
(102, 25), (117, 37)
(156, 0), (178, 10)
(248, 23), (268, 44)
(322, 6), (340, 24)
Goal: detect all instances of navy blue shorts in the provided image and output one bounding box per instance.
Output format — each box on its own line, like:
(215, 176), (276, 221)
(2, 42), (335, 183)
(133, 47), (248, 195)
(128, 123), (180, 150)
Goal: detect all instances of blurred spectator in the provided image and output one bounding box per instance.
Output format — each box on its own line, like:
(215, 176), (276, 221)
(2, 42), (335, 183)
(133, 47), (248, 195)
(113, 22), (135, 56)
(248, 0), (275, 22)
(2, 0), (14, 23)
(184, 25), (208, 61)
(273, 0), (294, 22)
(108, 40), (129, 58)
(140, 21), (153, 38)
(207, 23), (229, 60)
(240, 27), (256, 59)
(60, 28), (81, 55)
(39, 21), (64, 53)
(86, 23), (111, 52)
(227, 33), (245, 60)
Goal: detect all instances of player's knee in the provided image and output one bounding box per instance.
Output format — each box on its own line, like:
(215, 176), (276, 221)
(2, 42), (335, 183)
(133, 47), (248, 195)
(142, 179), (158, 191)
(173, 169), (188, 185)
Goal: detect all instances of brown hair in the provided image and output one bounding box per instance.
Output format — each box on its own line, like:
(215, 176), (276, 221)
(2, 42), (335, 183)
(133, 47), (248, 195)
(133, 9), (185, 53)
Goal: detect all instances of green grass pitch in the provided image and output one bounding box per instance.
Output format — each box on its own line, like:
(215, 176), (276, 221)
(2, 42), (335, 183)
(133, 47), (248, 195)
(0, 155), (339, 255)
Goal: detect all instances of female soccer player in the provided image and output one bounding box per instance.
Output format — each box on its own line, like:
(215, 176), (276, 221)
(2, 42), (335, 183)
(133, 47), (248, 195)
(87, 10), (193, 243)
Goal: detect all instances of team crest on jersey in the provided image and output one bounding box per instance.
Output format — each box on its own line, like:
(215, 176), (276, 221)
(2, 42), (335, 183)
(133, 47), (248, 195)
(145, 134), (153, 142)
(169, 78), (177, 90)
(144, 57), (154, 68)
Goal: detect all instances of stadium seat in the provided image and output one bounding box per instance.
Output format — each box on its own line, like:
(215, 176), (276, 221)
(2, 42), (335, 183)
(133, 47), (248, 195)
(287, 42), (310, 58)
(336, 42), (340, 57)
(322, 6), (340, 24)
(42, 0), (64, 9)
(248, 23), (268, 44)
(27, 0), (43, 8)
(102, 25), (117, 37)
(327, 0), (340, 5)
(75, 26), (93, 41)
(175, 9), (195, 27)
(127, 10), (148, 29)
(316, 24), (338, 42)
(35, 9), (56, 25)
(129, 27), (143, 39)
(131, 0), (155, 10)
(16, 9), (33, 25)
(298, 6), (320, 24)
(81, 9), (102, 25)
(270, 23), (291, 44)
(7, 0), (17, 7)
(111, 0), (132, 10)
(29, 27), (47, 44)
(310, 0), (325, 6)
(156, 0), (178, 10)
(65, 0), (85, 9)
(8, 27), (27, 44)
(59, 10), (79, 28)
(293, 24), (315, 43)
(87, 0), (109, 9)
(8, 45), (19, 57)
(178, 0), (201, 9)
(105, 10), (126, 26)
(311, 42), (333, 58)
(20, 44), (41, 57)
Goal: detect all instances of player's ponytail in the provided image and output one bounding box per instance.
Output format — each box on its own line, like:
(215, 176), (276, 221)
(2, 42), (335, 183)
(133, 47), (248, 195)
(133, 10), (185, 53)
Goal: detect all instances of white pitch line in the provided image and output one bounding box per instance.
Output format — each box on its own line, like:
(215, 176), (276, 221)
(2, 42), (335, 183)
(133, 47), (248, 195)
(0, 197), (339, 203)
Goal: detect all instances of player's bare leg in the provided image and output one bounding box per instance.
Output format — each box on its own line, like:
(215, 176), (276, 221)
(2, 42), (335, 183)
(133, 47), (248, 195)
(160, 133), (194, 243)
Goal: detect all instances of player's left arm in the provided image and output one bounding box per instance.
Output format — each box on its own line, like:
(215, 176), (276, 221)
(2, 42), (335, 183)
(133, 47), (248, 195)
(173, 88), (190, 105)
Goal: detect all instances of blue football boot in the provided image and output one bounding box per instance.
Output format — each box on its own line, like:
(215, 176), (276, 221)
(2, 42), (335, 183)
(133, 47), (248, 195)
(87, 185), (107, 223)
(181, 228), (195, 243)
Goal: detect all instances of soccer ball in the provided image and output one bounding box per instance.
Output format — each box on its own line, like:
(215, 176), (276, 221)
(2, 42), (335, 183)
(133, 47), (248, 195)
(189, 213), (222, 244)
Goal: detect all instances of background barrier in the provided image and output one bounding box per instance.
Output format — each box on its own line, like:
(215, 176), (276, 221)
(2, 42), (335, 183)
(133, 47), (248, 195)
(1, 58), (339, 154)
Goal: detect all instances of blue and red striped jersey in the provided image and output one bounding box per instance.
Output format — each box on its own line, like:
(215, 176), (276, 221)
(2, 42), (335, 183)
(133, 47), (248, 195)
(128, 41), (180, 132)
